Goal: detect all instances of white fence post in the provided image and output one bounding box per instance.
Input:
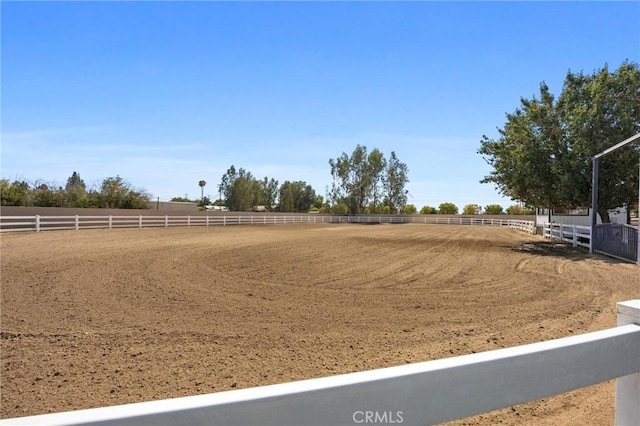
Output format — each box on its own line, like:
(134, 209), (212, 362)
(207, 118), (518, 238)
(572, 225), (577, 247)
(109, 215), (113, 229)
(206, 216), (209, 227)
(139, 216), (143, 229)
(165, 215), (169, 228)
(35, 215), (40, 232)
(615, 300), (640, 426)
(188, 216), (191, 227)
(75, 215), (79, 231)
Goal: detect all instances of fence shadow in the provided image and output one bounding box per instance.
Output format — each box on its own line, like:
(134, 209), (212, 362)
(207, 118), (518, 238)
(507, 241), (629, 264)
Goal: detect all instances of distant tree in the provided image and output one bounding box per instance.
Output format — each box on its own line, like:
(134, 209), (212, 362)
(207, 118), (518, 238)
(484, 204), (504, 215)
(462, 204), (482, 215)
(170, 196), (193, 203)
(313, 195), (324, 210)
(438, 202), (458, 214)
(385, 151), (409, 214)
(65, 172), (87, 207)
(506, 204), (535, 215)
(0, 179), (31, 206)
(279, 181), (316, 213)
(367, 148), (387, 213)
(329, 145), (371, 215)
(198, 180), (207, 205)
(329, 146), (409, 215)
(33, 182), (67, 207)
(93, 176), (150, 209)
(332, 202), (349, 215)
(420, 205), (437, 214)
(401, 204), (417, 214)
(219, 166), (237, 206)
(260, 177), (279, 210)
(228, 169), (256, 211)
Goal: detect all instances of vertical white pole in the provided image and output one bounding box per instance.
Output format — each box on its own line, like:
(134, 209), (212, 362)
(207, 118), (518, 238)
(75, 215), (79, 231)
(165, 215), (168, 228)
(572, 225), (577, 247)
(139, 215), (143, 229)
(35, 215), (40, 232)
(615, 300), (640, 426)
(109, 215), (113, 229)
(188, 216), (191, 227)
(206, 216), (209, 227)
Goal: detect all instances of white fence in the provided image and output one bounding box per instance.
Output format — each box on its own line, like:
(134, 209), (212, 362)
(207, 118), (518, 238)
(2, 300), (639, 426)
(544, 222), (592, 249)
(0, 214), (536, 233)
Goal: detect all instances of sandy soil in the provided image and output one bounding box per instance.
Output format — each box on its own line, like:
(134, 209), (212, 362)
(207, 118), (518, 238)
(1, 223), (638, 424)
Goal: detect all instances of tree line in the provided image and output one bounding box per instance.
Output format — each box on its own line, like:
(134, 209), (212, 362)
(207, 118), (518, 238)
(419, 203), (534, 215)
(0, 172), (150, 209)
(1, 170), (530, 215)
(479, 61), (640, 223)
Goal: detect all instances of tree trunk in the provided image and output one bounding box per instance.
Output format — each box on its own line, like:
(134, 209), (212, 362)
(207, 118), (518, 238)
(597, 208), (611, 224)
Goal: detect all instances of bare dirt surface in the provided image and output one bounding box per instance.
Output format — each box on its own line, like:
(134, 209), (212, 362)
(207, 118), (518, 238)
(1, 223), (638, 424)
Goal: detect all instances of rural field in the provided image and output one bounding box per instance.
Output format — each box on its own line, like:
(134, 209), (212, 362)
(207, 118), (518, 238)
(1, 223), (638, 424)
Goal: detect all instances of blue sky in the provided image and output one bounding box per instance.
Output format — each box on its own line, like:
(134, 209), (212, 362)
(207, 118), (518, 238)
(2, 1), (639, 209)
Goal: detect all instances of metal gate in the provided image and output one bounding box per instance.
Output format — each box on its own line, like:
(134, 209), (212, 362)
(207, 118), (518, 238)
(592, 224), (639, 263)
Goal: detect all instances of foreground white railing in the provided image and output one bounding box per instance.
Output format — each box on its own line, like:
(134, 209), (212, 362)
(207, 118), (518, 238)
(544, 222), (592, 249)
(3, 300), (638, 426)
(0, 214), (536, 233)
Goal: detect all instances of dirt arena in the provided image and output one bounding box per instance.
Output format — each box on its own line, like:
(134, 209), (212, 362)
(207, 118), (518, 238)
(1, 223), (638, 424)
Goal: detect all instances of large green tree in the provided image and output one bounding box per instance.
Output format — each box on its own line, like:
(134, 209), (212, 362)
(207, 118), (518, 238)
(438, 202), (458, 214)
(484, 204), (504, 215)
(479, 61), (640, 222)
(329, 146), (409, 214)
(65, 172), (88, 207)
(462, 204), (481, 215)
(278, 181), (315, 213)
(367, 148), (387, 213)
(94, 176), (150, 209)
(329, 145), (371, 214)
(385, 151), (410, 214)
(218, 165), (283, 211)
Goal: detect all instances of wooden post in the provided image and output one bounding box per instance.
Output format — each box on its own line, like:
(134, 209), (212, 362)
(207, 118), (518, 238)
(616, 300), (640, 425)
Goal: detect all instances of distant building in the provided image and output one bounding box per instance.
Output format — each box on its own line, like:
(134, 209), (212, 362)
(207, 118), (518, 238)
(205, 205), (230, 212)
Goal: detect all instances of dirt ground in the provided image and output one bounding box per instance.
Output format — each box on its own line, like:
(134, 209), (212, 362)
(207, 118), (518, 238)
(1, 223), (638, 424)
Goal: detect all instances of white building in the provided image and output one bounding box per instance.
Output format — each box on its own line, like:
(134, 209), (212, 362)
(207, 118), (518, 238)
(535, 206), (627, 227)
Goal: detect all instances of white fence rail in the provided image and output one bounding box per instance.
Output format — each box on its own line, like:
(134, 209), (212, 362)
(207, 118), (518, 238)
(0, 215), (536, 233)
(544, 222), (592, 249)
(3, 300), (639, 426)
